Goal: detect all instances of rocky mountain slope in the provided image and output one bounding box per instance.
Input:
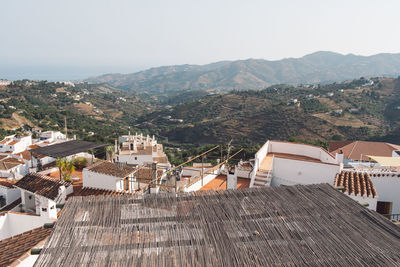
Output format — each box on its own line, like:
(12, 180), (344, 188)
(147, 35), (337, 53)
(86, 51), (400, 94)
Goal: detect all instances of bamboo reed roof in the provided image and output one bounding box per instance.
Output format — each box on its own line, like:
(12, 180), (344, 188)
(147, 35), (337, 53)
(31, 140), (105, 158)
(34, 184), (400, 266)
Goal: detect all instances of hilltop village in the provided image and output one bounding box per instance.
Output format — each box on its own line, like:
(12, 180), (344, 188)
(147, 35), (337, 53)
(0, 126), (399, 266)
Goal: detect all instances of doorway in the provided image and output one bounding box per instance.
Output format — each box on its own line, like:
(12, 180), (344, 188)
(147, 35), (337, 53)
(376, 201), (392, 217)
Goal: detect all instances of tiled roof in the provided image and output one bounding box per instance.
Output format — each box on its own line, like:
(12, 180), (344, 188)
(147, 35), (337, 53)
(14, 173), (71, 200)
(135, 168), (163, 181)
(0, 138), (10, 145)
(332, 141), (400, 161)
(29, 144), (41, 149)
(68, 186), (140, 199)
(0, 198), (21, 214)
(8, 140), (19, 146)
(0, 157), (24, 170)
(334, 171), (377, 198)
(17, 147), (45, 161)
(0, 226), (51, 266)
(153, 156), (169, 163)
(328, 141), (352, 152)
(0, 179), (15, 188)
(86, 161), (135, 178)
(16, 150), (31, 161)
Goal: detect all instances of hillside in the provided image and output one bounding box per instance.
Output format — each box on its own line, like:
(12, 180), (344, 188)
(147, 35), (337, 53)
(1, 77), (400, 148)
(135, 77), (400, 145)
(0, 81), (154, 142)
(86, 51), (400, 94)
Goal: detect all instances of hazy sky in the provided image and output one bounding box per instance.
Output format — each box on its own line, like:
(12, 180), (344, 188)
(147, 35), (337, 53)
(1, 0), (400, 79)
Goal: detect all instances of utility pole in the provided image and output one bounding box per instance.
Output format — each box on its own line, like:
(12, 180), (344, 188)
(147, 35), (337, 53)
(201, 155), (204, 186)
(64, 116), (68, 139)
(226, 139), (233, 166)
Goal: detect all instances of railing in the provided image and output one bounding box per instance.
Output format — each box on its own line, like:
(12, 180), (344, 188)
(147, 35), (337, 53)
(249, 158), (259, 188)
(382, 214), (400, 221)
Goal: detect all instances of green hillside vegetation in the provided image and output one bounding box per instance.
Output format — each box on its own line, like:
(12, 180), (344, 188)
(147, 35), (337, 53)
(136, 77), (400, 145)
(0, 76), (399, 160)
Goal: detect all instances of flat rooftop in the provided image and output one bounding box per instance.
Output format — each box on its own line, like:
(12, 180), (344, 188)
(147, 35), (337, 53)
(200, 175), (250, 191)
(35, 184), (400, 266)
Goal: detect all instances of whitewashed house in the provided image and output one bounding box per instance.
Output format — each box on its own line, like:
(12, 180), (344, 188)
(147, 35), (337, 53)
(0, 174), (72, 241)
(115, 133), (170, 168)
(39, 131), (66, 143)
(14, 173), (73, 220)
(83, 161), (136, 192)
(0, 181), (20, 208)
(248, 140), (343, 187)
(0, 134), (32, 154)
(0, 155), (27, 179)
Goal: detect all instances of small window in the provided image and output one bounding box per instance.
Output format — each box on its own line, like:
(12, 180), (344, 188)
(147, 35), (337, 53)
(42, 208), (47, 212)
(135, 157), (137, 160)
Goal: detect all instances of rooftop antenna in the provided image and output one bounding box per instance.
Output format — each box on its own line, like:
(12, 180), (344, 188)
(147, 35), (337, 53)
(226, 139), (233, 166)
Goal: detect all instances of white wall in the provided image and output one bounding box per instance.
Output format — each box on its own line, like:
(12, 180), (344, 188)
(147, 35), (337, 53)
(0, 186), (21, 207)
(0, 212), (52, 240)
(183, 174), (218, 192)
(117, 154), (153, 166)
(237, 169), (251, 179)
(371, 176), (400, 215)
(346, 194), (377, 211)
(271, 157), (341, 186)
(227, 172), (237, 190)
(269, 141), (339, 164)
(83, 169), (120, 191)
(20, 189), (60, 220)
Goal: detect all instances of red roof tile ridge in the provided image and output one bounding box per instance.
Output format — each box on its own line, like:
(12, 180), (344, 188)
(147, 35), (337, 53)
(29, 173), (71, 186)
(348, 141), (358, 159)
(85, 160), (105, 170)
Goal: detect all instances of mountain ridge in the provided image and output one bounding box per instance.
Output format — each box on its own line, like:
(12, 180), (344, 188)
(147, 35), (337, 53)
(86, 51), (400, 93)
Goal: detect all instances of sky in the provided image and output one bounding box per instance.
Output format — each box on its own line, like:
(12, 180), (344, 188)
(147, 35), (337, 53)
(1, 0), (400, 80)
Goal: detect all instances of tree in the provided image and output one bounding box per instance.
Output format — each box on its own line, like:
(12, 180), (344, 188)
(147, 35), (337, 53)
(56, 158), (65, 180)
(62, 160), (75, 181)
(56, 158), (75, 181)
(105, 145), (115, 162)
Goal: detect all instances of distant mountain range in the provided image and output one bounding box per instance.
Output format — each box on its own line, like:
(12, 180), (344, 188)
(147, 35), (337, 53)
(86, 51), (400, 93)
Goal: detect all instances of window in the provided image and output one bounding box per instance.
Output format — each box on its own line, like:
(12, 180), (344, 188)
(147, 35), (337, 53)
(135, 157), (137, 160)
(42, 208), (47, 212)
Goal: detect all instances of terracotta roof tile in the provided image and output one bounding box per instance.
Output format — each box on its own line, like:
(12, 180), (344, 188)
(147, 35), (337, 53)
(0, 138), (10, 145)
(0, 198), (21, 214)
(334, 171), (377, 198)
(8, 140), (19, 146)
(68, 186), (139, 199)
(14, 173), (71, 200)
(0, 180), (15, 188)
(332, 141), (400, 161)
(0, 157), (24, 171)
(86, 161), (135, 178)
(135, 168), (163, 181)
(0, 227), (51, 266)
(328, 141), (353, 152)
